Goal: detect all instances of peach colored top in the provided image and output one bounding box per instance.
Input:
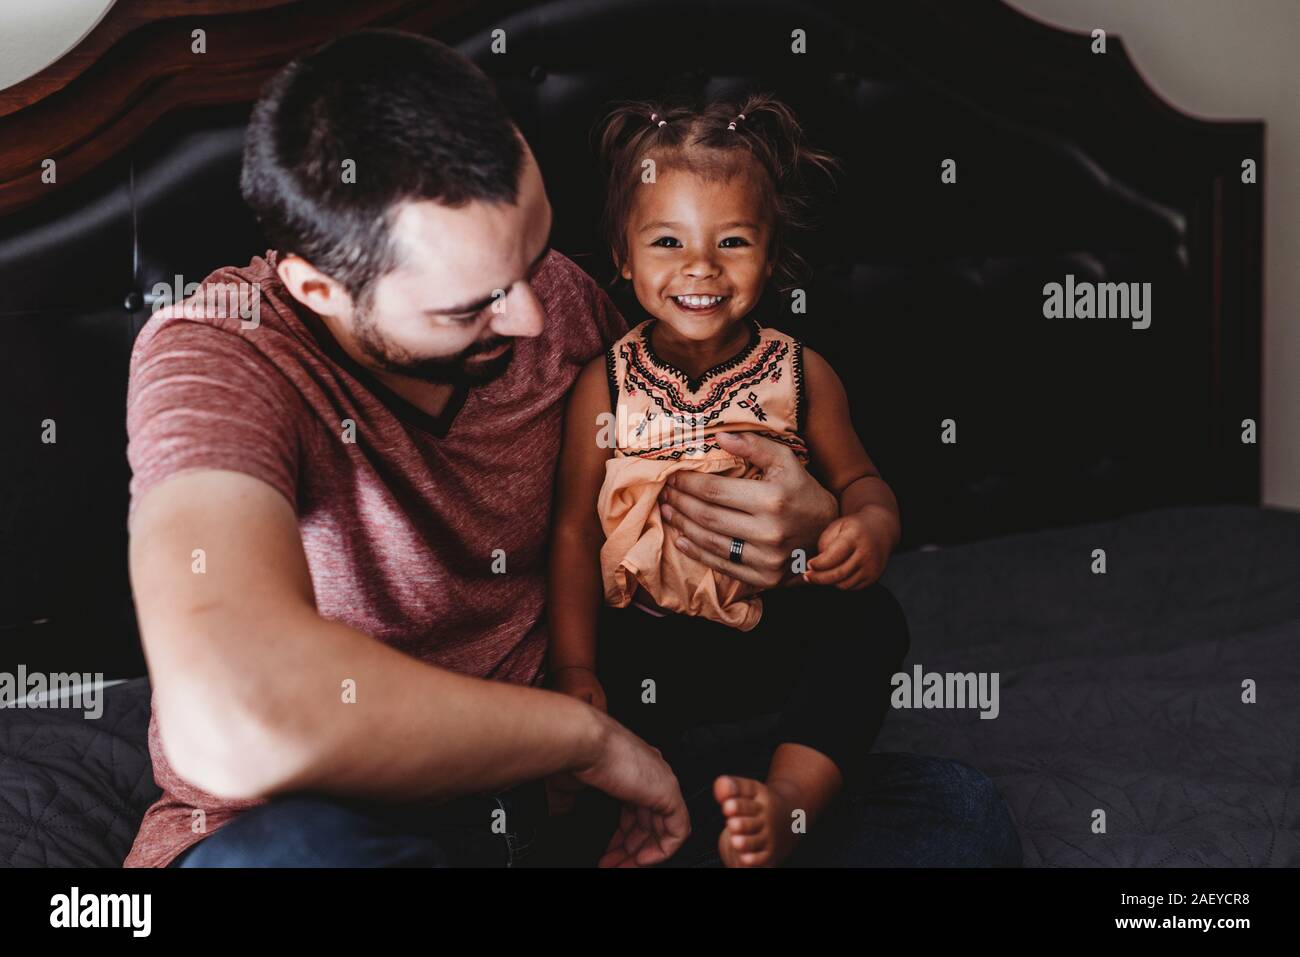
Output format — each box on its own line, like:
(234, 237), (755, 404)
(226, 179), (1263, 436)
(597, 318), (809, 631)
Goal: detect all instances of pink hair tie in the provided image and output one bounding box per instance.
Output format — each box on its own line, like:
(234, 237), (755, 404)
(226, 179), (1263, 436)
(650, 112), (666, 127)
(727, 112), (746, 131)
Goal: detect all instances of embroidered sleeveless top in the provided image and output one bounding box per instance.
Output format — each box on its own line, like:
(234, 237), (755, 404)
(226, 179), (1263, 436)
(596, 317), (809, 631)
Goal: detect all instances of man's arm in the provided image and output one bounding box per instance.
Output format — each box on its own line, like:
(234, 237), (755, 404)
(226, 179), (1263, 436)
(129, 467), (682, 840)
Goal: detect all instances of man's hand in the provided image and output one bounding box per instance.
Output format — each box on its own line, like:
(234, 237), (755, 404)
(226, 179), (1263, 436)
(657, 431), (838, 589)
(803, 505), (898, 590)
(573, 712), (691, 867)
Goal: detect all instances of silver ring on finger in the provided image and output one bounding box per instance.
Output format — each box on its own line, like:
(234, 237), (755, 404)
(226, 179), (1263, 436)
(729, 537), (746, 564)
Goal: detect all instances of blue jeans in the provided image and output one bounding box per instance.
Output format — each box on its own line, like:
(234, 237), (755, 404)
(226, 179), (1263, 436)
(172, 712), (1022, 868)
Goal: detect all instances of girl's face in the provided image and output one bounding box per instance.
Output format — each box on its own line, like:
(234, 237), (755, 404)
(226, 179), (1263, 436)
(620, 164), (774, 344)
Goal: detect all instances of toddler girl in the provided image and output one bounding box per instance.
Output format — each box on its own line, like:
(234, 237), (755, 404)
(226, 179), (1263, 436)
(547, 95), (908, 867)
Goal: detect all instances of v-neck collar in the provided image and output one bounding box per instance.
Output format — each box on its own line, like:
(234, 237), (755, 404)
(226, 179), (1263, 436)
(294, 300), (468, 439)
(640, 317), (762, 393)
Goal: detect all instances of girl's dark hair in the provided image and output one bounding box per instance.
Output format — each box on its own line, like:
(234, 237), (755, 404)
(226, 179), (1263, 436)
(596, 94), (838, 292)
(241, 30), (523, 302)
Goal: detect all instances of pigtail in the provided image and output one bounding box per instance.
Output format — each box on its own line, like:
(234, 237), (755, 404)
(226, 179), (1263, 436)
(726, 94), (840, 290)
(594, 100), (687, 277)
(731, 95), (838, 190)
(595, 101), (652, 172)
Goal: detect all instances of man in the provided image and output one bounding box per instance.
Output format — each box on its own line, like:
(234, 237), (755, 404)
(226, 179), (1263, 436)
(123, 29), (1020, 867)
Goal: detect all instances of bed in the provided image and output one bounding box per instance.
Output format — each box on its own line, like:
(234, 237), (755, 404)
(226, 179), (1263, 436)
(5, 503), (1297, 866)
(0, 0), (1288, 867)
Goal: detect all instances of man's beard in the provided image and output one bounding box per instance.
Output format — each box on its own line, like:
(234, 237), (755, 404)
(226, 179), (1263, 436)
(354, 309), (515, 386)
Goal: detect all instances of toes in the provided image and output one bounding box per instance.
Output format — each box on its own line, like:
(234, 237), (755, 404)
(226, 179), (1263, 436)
(727, 831), (770, 854)
(713, 774), (762, 804)
(720, 797), (763, 818)
(717, 828), (772, 868)
(713, 775), (740, 804)
(726, 814), (764, 835)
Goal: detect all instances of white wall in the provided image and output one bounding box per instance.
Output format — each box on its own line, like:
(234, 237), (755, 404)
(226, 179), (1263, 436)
(0, 1), (118, 92)
(1006, 0), (1300, 509)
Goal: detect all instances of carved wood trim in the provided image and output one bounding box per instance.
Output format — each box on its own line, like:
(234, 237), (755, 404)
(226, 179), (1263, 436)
(0, 0), (485, 215)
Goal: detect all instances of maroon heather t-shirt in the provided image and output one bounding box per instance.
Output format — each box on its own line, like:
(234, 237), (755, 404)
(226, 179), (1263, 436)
(122, 248), (625, 868)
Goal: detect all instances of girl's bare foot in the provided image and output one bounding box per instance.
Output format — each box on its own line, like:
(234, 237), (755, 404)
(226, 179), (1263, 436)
(713, 775), (803, 867)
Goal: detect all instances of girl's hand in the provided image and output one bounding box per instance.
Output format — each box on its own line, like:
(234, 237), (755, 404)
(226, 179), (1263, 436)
(545, 666), (608, 816)
(545, 770), (586, 816)
(549, 665), (608, 713)
(803, 506), (897, 590)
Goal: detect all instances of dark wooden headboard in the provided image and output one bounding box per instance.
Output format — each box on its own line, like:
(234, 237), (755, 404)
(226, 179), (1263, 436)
(0, 0), (1264, 676)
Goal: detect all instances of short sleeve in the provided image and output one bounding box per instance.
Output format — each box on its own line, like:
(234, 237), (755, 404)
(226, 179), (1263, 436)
(125, 319), (302, 525)
(586, 275), (629, 348)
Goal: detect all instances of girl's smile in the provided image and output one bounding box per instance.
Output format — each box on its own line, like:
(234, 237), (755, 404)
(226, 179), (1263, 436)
(667, 293), (731, 323)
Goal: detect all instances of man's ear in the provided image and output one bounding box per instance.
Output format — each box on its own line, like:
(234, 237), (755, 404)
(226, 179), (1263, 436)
(276, 255), (353, 319)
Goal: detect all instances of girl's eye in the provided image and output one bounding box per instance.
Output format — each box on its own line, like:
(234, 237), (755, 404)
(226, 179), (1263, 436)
(719, 236), (750, 248)
(650, 237), (682, 248)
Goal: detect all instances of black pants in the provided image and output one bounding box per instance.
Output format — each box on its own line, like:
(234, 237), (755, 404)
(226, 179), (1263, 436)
(596, 581), (910, 784)
(172, 585), (1025, 868)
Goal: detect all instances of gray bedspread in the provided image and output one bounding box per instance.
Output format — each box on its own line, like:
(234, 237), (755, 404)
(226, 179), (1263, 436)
(0, 674), (157, 866)
(877, 504), (1300, 866)
(2, 504), (1296, 866)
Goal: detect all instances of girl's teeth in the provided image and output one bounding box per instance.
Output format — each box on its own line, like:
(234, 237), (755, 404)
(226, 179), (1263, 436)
(676, 295), (723, 308)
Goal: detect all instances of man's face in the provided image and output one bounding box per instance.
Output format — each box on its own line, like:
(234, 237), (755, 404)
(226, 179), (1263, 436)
(346, 140), (553, 386)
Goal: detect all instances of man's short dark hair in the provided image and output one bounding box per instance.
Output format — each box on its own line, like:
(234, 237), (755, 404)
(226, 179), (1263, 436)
(241, 30), (524, 300)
